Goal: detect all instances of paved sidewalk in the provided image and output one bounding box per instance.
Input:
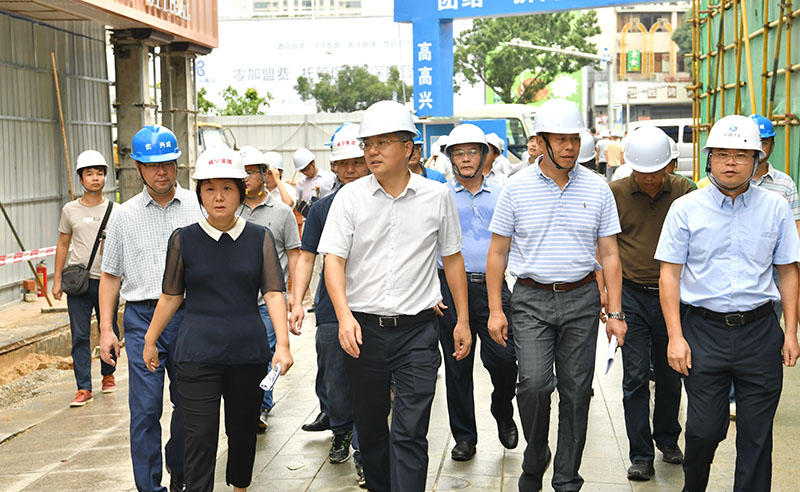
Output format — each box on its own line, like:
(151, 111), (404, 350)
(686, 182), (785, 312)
(1, 310), (798, 491)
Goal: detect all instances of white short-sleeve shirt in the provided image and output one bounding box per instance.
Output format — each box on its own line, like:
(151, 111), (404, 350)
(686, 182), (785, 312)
(318, 173), (462, 316)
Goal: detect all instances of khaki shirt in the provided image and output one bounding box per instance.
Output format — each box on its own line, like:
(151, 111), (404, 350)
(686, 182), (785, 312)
(610, 173), (695, 285)
(58, 198), (118, 279)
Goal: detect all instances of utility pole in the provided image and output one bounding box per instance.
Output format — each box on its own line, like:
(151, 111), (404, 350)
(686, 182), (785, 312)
(505, 39), (615, 131)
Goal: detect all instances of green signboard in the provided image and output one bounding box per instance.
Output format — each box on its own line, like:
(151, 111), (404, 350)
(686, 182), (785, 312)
(627, 50), (641, 72)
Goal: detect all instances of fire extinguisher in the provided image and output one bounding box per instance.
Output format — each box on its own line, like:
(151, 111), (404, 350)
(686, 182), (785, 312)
(36, 260), (47, 298)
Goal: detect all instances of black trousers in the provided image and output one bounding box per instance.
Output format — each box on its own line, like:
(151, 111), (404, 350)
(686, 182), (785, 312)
(345, 315), (441, 492)
(176, 362), (267, 492)
(437, 269), (517, 445)
(621, 284), (682, 463)
(681, 305), (783, 492)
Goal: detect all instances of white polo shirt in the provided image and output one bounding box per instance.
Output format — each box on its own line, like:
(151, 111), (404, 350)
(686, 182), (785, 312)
(318, 172), (462, 316)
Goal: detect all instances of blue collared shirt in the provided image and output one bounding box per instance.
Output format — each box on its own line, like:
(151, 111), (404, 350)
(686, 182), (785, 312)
(443, 177), (501, 273)
(422, 166), (447, 183)
(655, 185), (800, 312)
(489, 157), (621, 283)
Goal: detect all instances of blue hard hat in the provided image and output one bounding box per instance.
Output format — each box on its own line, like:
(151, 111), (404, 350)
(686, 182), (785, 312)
(131, 125), (182, 163)
(413, 136), (423, 145)
(748, 114), (776, 138)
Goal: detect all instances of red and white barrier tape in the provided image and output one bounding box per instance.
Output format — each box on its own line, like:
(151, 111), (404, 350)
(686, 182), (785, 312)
(0, 246), (57, 267)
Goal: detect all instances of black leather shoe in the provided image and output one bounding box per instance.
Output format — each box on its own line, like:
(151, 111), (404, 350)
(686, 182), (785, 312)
(658, 443), (684, 464)
(169, 476), (187, 492)
(497, 419), (518, 449)
(301, 412), (330, 432)
(627, 460), (655, 481)
(451, 441), (476, 461)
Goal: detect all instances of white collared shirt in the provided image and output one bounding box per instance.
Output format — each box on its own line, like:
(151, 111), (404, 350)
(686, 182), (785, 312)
(198, 216), (245, 241)
(318, 173), (462, 316)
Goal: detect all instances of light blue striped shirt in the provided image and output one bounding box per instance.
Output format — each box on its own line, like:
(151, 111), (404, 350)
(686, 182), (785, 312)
(655, 185), (800, 312)
(489, 158), (621, 283)
(102, 185), (202, 301)
(753, 162), (800, 220)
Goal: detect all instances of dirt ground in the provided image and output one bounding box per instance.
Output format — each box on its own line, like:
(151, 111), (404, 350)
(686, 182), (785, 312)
(0, 354), (72, 410)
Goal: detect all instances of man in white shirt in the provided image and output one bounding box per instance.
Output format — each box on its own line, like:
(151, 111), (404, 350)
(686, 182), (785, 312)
(319, 100), (472, 492)
(294, 147), (335, 217)
(262, 150), (297, 207)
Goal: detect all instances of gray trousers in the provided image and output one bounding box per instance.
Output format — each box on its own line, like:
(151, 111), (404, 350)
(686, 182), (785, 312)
(512, 281), (600, 492)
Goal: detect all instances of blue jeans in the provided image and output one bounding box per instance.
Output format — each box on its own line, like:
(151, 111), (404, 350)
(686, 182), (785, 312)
(124, 301), (185, 492)
(258, 304), (278, 411)
(66, 278), (119, 391)
(512, 281), (600, 492)
(620, 284), (682, 463)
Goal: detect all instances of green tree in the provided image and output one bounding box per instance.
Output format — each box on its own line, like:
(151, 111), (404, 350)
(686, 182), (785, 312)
(295, 65), (412, 112)
(217, 86), (272, 116)
(454, 12), (601, 104)
(197, 87), (217, 115)
(672, 8), (693, 68)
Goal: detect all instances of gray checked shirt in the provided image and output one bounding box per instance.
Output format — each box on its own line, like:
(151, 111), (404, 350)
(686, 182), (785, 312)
(101, 185), (202, 302)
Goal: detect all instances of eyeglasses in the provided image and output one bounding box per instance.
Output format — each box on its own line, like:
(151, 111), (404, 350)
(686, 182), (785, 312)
(709, 151), (755, 165)
(359, 139), (405, 151)
(451, 149), (481, 159)
(139, 161), (176, 170)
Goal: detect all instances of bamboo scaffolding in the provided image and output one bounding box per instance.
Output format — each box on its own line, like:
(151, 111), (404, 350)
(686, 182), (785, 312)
(785, 0), (792, 174)
(740, 0), (757, 113)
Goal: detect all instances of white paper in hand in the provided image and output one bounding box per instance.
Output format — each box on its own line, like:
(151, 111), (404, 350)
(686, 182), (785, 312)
(260, 363), (282, 391)
(605, 335), (618, 374)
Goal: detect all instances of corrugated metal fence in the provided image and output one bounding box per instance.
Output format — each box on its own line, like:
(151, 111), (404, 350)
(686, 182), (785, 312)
(0, 13), (113, 306)
(198, 112), (364, 181)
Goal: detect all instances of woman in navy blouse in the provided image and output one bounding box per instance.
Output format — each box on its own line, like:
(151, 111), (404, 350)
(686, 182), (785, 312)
(143, 147), (293, 492)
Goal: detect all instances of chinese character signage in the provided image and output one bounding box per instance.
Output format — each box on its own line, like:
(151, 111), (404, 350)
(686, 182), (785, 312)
(627, 50), (642, 72)
(412, 19), (453, 117)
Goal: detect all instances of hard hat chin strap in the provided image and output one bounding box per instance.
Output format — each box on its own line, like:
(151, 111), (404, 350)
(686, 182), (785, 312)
(706, 156), (757, 193)
(541, 134), (575, 171)
(450, 148), (487, 180)
(138, 163), (177, 196)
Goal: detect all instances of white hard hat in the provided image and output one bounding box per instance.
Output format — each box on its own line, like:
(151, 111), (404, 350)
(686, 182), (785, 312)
(239, 145), (266, 166)
(358, 100), (419, 139)
(444, 124), (490, 158)
(623, 126), (673, 173)
(263, 151), (284, 171)
(577, 131), (597, 164)
(701, 115), (765, 159)
(668, 137), (680, 160)
(293, 147), (316, 171)
(330, 123), (364, 162)
(600, 129), (610, 138)
(192, 146), (247, 180)
(532, 99), (586, 135)
(76, 150), (108, 172)
(485, 133), (505, 153)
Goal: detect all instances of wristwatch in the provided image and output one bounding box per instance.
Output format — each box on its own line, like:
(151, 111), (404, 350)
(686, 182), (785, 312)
(607, 311), (626, 320)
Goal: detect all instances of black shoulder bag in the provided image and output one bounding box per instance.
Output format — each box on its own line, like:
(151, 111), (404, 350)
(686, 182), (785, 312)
(61, 201), (114, 296)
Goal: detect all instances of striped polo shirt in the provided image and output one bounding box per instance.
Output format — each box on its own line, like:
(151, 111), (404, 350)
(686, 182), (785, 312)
(489, 157), (621, 283)
(753, 162), (800, 220)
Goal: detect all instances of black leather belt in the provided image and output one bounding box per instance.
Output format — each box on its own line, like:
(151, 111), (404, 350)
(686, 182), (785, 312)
(132, 299), (186, 310)
(353, 308), (436, 328)
(517, 272), (596, 292)
(623, 278), (659, 296)
(466, 272), (486, 283)
(689, 302), (773, 327)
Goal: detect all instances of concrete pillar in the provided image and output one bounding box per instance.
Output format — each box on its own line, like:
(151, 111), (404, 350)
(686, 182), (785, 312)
(112, 29), (172, 202)
(160, 43), (210, 189)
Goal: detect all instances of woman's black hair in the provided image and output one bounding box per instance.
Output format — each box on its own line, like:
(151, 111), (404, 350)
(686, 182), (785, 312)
(195, 178), (247, 207)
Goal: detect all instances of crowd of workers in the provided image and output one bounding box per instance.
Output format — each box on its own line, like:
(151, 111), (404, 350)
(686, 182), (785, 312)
(50, 97), (798, 492)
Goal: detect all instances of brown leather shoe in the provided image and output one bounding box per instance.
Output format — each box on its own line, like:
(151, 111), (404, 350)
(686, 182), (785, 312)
(70, 389), (93, 407)
(101, 375), (117, 393)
